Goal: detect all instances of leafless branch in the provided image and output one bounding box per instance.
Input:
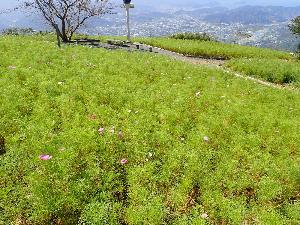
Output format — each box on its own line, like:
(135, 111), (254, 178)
(13, 0), (114, 42)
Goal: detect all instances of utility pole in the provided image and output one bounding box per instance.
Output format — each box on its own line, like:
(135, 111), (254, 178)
(123, 0), (134, 43)
(125, 4), (130, 42)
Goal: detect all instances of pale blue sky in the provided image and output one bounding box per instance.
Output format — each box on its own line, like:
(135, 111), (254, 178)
(1, 0), (300, 10)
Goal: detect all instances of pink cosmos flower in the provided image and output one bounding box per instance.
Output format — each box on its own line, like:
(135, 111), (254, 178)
(120, 158), (128, 165)
(98, 127), (105, 135)
(39, 154), (52, 161)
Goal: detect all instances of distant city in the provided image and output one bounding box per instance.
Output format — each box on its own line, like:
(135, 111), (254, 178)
(0, 4), (299, 52)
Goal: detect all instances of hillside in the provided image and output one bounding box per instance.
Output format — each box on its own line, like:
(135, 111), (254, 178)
(1, 4), (299, 51)
(0, 35), (300, 224)
(135, 37), (300, 88)
(204, 6), (300, 24)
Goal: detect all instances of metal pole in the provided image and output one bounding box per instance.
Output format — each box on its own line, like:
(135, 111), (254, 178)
(125, 5), (131, 42)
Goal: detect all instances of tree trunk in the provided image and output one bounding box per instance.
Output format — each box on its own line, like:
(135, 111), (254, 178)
(61, 19), (69, 42)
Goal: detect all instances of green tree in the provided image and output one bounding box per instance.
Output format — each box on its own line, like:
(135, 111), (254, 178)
(289, 16), (300, 52)
(289, 16), (300, 37)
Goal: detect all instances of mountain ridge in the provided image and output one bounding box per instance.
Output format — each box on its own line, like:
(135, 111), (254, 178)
(204, 5), (300, 24)
(0, 4), (299, 51)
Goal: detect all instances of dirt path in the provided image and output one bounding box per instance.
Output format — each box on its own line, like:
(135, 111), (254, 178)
(144, 45), (226, 67)
(77, 40), (225, 67)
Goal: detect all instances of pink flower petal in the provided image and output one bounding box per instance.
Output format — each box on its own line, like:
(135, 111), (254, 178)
(98, 127), (105, 135)
(39, 154), (52, 161)
(120, 158), (128, 165)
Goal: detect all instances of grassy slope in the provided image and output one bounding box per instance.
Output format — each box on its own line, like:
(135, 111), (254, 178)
(135, 37), (300, 88)
(0, 36), (300, 224)
(136, 37), (292, 60)
(226, 58), (300, 88)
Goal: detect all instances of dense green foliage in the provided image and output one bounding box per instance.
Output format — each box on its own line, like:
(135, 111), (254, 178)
(169, 32), (215, 42)
(1, 36), (300, 224)
(289, 16), (300, 37)
(226, 58), (300, 87)
(137, 37), (292, 60)
(1, 28), (36, 36)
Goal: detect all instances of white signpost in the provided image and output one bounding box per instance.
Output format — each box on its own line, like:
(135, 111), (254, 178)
(123, 0), (134, 42)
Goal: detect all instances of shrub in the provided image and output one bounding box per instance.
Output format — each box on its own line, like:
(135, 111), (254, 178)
(2, 28), (36, 36)
(169, 32), (215, 42)
(79, 201), (120, 225)
(226, 58), (300, 87)
(136, 37), (291, 60)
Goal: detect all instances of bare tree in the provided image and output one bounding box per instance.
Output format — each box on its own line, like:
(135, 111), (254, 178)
(18, 0), (113, 42)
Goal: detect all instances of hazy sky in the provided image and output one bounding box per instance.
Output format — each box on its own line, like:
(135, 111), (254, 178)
(1, 0), (300, 10)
